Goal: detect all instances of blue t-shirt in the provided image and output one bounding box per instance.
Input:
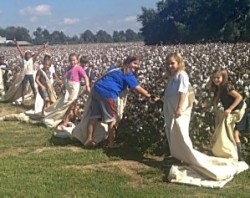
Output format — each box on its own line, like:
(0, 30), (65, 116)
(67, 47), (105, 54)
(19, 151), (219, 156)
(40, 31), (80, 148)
(107, 64), (116, 72)
(94, 69), (139, 98)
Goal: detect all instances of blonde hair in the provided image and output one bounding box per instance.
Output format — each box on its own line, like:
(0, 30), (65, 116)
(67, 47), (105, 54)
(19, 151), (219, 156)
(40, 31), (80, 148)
(166, 52), (185, 74)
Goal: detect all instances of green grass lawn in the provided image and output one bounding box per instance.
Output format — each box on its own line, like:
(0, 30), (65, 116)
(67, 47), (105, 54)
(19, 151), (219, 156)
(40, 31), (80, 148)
(0, 103), (249, 197)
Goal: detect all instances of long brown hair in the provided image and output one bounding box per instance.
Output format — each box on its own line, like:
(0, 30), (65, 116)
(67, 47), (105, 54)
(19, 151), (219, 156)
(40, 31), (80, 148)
(122, 55), (141, 68)
(122, 55), (141, 74)
(208, 67), (229, 103)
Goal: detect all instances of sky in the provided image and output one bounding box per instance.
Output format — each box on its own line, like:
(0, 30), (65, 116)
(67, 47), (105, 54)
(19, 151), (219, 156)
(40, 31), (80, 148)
(0, 0), (158, 36)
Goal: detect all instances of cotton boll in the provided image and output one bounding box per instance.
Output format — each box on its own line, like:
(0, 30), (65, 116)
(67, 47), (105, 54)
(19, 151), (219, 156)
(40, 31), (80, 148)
(202, 92), (208, 98)
(243, 74), (249, 79)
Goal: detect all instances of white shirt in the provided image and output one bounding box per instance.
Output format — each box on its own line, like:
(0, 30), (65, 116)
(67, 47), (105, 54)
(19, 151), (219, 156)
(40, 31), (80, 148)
(165, 70), (189, 97)
(24, 59), (34, 75)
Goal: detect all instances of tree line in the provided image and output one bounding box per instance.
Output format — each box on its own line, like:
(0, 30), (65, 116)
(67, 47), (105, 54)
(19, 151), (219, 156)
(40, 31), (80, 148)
(1, 0), (249, 45)
(138, 0), (250, 44)
(0, 26), (143, 45)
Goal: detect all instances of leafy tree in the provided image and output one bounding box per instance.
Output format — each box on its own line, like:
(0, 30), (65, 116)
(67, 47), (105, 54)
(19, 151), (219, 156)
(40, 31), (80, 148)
(3, 26), (31, 41)
(139, 0), (250, 44)
(0, 27), (6, 38)
(112, 30), (126, 42)
(118, 31), (127, 42)
(68, 35), (80, 44)
(95, 30), (113, 43)
(50, 31), (67, 44)
(42, 29), (50, 42)
(138, 7), (158, 44)
(113, 31), (120, 42)
(125, 29), (139, 41)
(80, 30), (96, 43)
(1, 26), (143, 45)
(33, 27), (46, 44)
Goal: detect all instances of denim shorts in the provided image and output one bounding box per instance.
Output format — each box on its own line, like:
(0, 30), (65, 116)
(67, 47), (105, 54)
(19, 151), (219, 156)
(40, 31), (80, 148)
(22, 74), (35, 85)
(90, 89), (118, 123)
(38, 88), (49, 99)
(235, 109), (249, 132)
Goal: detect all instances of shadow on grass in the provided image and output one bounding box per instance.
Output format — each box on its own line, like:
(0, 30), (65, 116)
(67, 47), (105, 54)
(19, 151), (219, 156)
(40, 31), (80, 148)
(101, 144), (169, 170)
(49, 135), (171, 172)
(49, 136), (83, 147)
(101, 144), (185, 184)
(9, 102), (34, 111)
(21, 104), (35, 111)
(49, 131), (250, 186)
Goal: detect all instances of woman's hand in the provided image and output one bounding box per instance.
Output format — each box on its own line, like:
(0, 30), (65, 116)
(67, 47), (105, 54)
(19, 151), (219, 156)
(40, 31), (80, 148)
(224, 108), (232, 116)
(175, 107), (182, 118)
(41, 85), (46, 91)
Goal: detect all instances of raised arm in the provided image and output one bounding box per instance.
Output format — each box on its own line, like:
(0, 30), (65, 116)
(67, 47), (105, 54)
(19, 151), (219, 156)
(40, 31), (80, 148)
(14, 39), (24, 59)
(33, 43), (48, 61)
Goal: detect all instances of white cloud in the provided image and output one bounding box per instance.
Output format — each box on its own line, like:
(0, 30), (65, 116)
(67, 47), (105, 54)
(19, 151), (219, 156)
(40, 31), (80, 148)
(124, 16), (137, 22)
(19, 4), (51, 15)
(30, 16), (37, 22)
(62, 18), (80, 25)
(106, 16), (138, 26)
(107, 20), (116, 25)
